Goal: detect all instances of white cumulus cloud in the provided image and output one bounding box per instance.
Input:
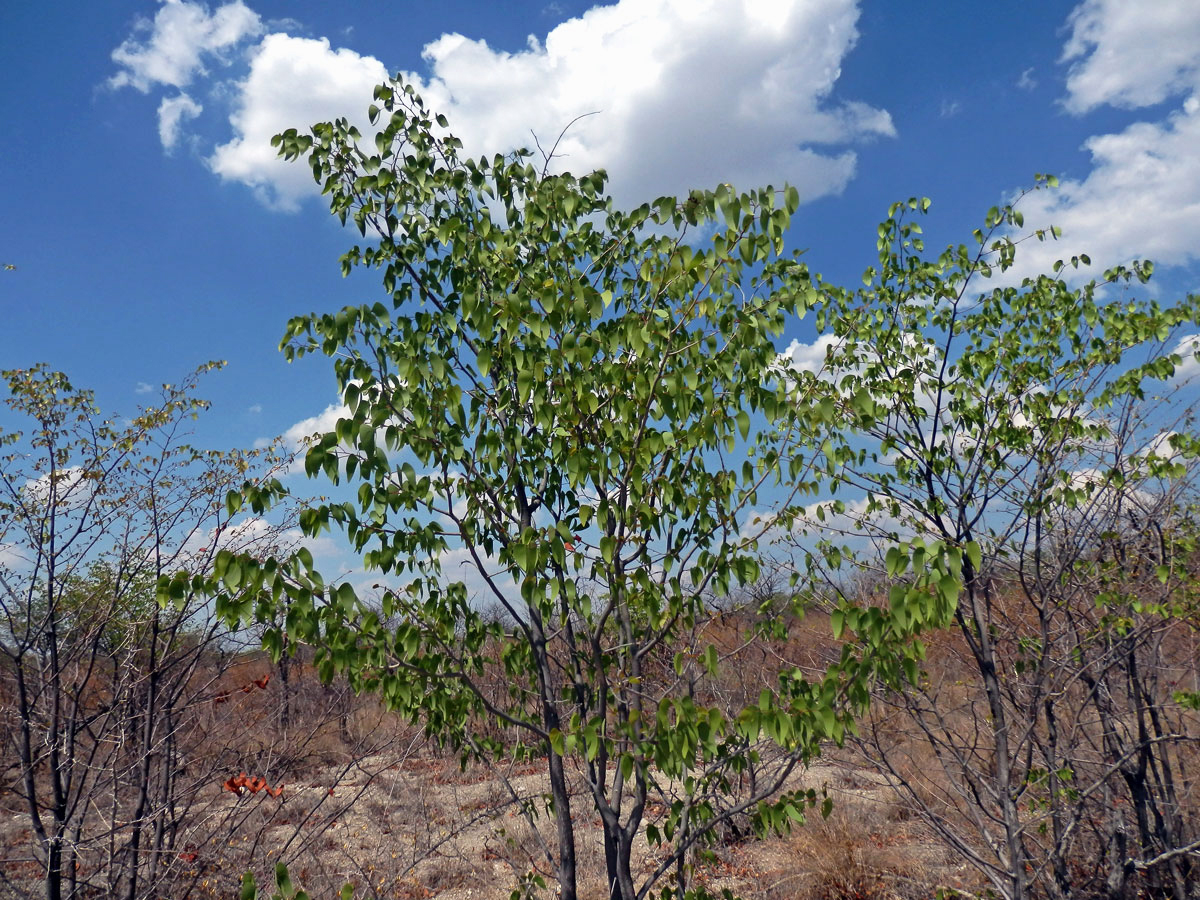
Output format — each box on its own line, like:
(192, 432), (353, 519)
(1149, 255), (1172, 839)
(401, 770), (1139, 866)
(433, 546), (519, 611)
(1168, 333), (1200, 383)
(0, 542), (30, 572)
(110, 0), (262, 93)
(402, 0), (893, 206)
(1062, 0), (1200, 114)
(21, 466), (93, 511)
(158, 92), (203, 150)
(998, 2), (1200, 284)
(208, 34), (388, 210)
(280, 402), (348, 450)
(127, 0), (892, 210)
(777, 334), (842, 378)
(255, 402), (349, 474)
(1006, 98), (1200, 281)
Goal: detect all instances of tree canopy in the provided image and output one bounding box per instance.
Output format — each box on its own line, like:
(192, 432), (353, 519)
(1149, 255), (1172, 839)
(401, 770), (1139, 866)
(204, 78), (1200, 900)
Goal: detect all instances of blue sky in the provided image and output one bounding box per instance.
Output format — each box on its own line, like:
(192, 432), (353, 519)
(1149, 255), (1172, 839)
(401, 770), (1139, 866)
(4, 1), (1200, 577)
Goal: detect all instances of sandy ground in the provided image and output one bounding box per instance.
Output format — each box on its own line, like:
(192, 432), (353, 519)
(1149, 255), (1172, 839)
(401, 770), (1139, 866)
(0, 749), (966, 899)
(212, 754), (957, 899)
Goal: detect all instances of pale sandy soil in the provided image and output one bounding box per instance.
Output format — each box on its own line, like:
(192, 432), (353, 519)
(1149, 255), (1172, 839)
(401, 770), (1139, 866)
(0, 752), (968, 899)
(217, 755), (959, 899)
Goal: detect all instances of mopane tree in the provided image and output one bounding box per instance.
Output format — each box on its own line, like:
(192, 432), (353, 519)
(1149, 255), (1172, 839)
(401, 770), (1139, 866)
(204, 80), (961, 900)
(0, 364), (293, 900)
(778, 188), (1200, 900)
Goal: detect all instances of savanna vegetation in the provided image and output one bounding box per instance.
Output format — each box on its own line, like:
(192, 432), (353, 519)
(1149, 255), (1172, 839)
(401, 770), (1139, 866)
(4, 77), (1200, 900)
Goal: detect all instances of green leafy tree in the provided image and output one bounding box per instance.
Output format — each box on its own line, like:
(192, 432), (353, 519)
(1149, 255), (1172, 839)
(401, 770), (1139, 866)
(779, 187), (1200, 899)
(200, 79), (958, 900)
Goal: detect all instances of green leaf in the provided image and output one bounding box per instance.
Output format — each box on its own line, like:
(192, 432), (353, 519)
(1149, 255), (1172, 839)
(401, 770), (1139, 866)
(965, 541), (982, 573)
(703, 643), (719, 676)
(784, 185), (800, 214)
(735, 409), (751, 440)
(885, 546), (905, 578)
(223, 559), (243, 592)
(276, 863), (294, 896)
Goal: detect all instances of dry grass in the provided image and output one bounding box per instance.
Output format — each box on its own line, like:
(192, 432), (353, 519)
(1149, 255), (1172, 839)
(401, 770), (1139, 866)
(0, 739), (961, 899)
(12, 589), (1194, 898)
(722, 762), (964, 900)
(0, 623), (963, 900)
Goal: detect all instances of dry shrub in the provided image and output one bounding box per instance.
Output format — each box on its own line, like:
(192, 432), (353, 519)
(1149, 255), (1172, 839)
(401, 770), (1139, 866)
(747, 793), (942, 900)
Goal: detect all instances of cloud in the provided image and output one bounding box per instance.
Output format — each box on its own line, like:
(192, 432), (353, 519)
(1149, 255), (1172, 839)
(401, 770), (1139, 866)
(279, 402), (347, 449)
(21, 466), (93, 511)
(0, 542), (29, 572)
(158, 92), (203, 150)
(110, 0), (262, 93)
(1016, 67), (1037, 91)
(776, 330), (933, 389)
(745, 493), (909, 564)
(403, 0), (893, 207)
(176, 513), (297, 567)
(294, 531), (345, 562)
(777, 334), (842, 379)
(800, 495), (903, 540)
(1064, 466), (1160, 526)
(135, 381), (155, 394)
(939, 99), (961, 119)
(208, 34), (389, 210)
(125, 0), (892, 210)
(255, 402), (348, 473)
(210, 514), (272, 547)
(1138, 430), (1184, 465)
(1168, 333), (1200, 383)
(1004, 96), (1200, 282)
(1062, 0), (1200, 114)
(987, 2), (1200, 285)
(434, 545), (519, 609)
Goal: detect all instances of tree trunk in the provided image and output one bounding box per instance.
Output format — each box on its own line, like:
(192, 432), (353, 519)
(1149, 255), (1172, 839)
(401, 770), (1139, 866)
(957, 577), (1030, 900)
(44, 836), (62, 900)
(547, 750), (578, 900)
(603, 825), (620, 900)
(278, 636), (291, 730)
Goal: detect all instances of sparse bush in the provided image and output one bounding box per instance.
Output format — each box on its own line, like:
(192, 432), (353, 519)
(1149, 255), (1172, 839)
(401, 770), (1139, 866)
(783, 189), (1200, 899)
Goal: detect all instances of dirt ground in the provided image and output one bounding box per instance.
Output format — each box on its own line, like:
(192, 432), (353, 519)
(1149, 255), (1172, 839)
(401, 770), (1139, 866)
(194, 754), (961, 899)
(0, 745), (971, 899)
